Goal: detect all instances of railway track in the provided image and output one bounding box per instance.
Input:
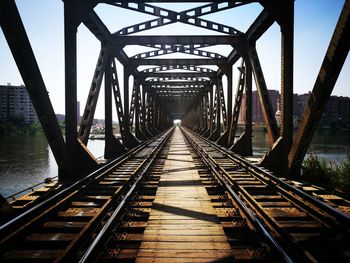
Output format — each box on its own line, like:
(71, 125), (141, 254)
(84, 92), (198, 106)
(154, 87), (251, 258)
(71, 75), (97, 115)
(182, 127), (350, 262)
(81, 126), (285, 262)
(1, 126), (350, 262)
(0, 128), (173, 262)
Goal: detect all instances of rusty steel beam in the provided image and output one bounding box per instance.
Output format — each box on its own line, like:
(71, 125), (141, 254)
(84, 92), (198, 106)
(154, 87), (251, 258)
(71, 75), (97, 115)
(104, 54), (126, 158)
(123, 68), (140, 148)
(227, 60), (245, 147)
(231, 58), (253, 156)
(141, 72), (216, 78)
(141, 65), (215, 73)
(289, 0), (350, 176)
(131, 46), (224, 60)
(63, 1), (100, 180)
(145, 81), (209, 86)
(112, 35), (244, 46)
(146, 77), (210, 83)
(129, 58), (226, 66)
(108, 1), (245, 36)
(248, 47), (279, 144)
(79, 47), (107, 145)
(208, 84), (221, 141)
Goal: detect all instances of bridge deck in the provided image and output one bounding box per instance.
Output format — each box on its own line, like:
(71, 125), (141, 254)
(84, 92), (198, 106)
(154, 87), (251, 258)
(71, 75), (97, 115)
(136, 127), (234, 262)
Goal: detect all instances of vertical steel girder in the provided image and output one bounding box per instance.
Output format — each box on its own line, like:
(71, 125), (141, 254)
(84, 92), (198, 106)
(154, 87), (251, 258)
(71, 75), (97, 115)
(259, 0), (294, 176)
(227, 60), (245, 147)
(217, 66), (233, 147)
(104, 54), (126, 159)
(0, 0), (72, 177)
(206, 86), (214, 137)
(129, 79), (137, 127)
(123, 68), (139, 148)
(231, 58), (253, 156)
(64, 2), (98, 180)
(64, 3), (79, 175)
(134, 81), (147, 140)
(110, 59), (126, 141)
(289, 0), (350, 175)
(79, 47), (107, 145)
(141, 89), (153, 138)
(218, 78), (227, 131)
(208, 84), (221, 141)
(248, 47), (279, 144)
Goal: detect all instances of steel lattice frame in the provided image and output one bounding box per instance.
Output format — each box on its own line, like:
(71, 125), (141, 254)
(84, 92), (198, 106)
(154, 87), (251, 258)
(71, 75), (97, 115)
(1, 0), (348, 181)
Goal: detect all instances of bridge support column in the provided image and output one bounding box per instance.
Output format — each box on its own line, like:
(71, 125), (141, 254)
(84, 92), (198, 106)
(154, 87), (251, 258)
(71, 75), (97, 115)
(231, 58), (253, 156)
(204, 86), (214, 137)
(123, 67), (139, 148)
(78, 47), (107, 145)
(208, 82), (221, 141)
(104, 54), (126, 159)
(64, 2), (98, 181)
(141, 89), (153, 138)
(260, 0), (294, 176)
(289, 0), (350, 177)
(217, 66), (233, 147)
(134, 79), (148, 140)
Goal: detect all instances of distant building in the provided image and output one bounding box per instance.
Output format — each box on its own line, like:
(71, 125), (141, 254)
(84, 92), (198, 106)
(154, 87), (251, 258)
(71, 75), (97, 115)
(0, 84), (38, 124)
(238, 90), (279, 124)
(55, 114), (65, 122)
(320, 96), (350, 126)
(238, 91), (350, 127)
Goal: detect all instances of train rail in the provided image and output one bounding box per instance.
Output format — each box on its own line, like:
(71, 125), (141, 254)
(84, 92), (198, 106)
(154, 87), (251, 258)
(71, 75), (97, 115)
(80, 126), (287, 262)
(1, 126), (350, 262)
(0, 128), (173, 262)
(182, 127), (350, 262)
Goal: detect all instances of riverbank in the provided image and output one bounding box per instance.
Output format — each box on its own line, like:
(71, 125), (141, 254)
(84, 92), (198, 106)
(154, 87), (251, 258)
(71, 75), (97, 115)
(0, 122), (44, 135)
(302, 153), (350, 197)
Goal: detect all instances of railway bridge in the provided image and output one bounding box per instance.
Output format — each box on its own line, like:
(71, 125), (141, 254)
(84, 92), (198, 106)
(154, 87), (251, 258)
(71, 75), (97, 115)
(1, 0), (350, 262)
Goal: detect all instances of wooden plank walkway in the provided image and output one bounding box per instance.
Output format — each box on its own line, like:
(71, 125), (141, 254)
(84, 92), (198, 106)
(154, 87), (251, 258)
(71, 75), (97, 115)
(136, 127), (234, 262)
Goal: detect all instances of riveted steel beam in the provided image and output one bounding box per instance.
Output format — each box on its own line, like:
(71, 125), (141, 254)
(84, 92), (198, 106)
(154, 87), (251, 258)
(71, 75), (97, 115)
(131, 46), (224, 59)
(104, 54), (126, 158)
(112, 35), (244, 46)
(289, 0), (350, 176)
(145, 80), (209, 86)
(141, 72), (216, 78)
(248, 47), (279, 144)
(107, 1), (245, 36)
(79, 47), (107, 145)
(145, 76), (210, 82)
(129, 58), (227, 66)
(141, 65), (215, 73)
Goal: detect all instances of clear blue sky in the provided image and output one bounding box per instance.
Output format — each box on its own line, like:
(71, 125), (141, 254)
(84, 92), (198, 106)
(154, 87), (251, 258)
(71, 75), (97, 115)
(0, 0), (349, 119)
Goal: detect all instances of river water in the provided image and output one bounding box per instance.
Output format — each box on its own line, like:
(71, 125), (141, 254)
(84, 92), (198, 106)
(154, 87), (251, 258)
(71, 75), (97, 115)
(1, 129), (349, 198)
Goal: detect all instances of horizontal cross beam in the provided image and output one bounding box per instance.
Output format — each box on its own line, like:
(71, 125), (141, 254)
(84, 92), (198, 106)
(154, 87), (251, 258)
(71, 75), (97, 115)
(130, 58), (226, 66)
(141, 72), (216, 78)
(112, 35), (244, 46)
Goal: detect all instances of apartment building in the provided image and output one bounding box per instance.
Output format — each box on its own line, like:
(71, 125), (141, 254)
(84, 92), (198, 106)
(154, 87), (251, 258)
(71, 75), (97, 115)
(0, 84), (38, 124)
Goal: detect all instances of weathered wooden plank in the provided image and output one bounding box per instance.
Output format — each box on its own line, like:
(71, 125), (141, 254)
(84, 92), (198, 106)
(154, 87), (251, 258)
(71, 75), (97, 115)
(136, 128), (234, 261)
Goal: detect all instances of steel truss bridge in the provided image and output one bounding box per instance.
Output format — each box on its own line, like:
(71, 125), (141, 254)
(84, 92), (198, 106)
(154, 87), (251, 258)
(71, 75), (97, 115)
(0, 0), (350, 262)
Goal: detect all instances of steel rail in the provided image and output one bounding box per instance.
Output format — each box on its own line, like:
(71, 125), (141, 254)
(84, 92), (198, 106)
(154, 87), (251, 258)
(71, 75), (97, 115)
(187, 128), (350, 226)
(0, 130), (169, 239)
(181, 127), (293, 263)
(79, 126), (174, 262)
(183, 129), (317, 261)
(183, 127), (350, 261)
